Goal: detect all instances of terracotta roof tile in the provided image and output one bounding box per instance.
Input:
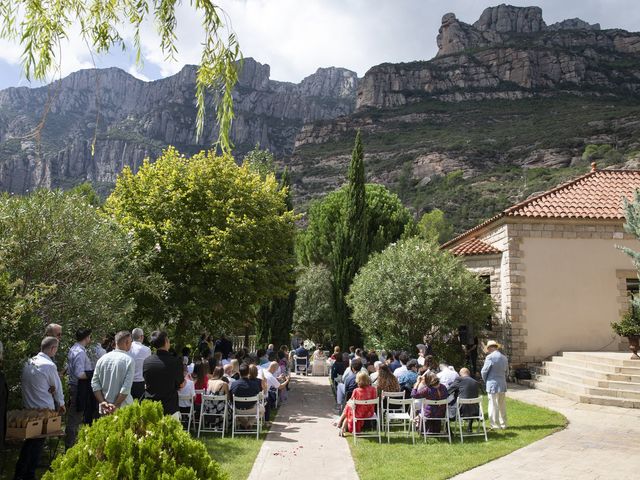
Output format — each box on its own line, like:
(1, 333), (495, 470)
(450, 238), (501, 256)
(443, 168), (640, 251)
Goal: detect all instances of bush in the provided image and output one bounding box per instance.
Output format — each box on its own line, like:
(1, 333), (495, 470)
(43, 401), (227, 480)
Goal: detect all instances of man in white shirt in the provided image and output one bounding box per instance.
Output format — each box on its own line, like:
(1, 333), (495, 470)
(92, 331), (136, 415)
(393, 353), (409, 380)
(263, 362), (289, 423)
(128, 328), (151, 401)
(15, 337), (65, 480)
(65, 328), (93, 449)
(223, 363), (236, 387)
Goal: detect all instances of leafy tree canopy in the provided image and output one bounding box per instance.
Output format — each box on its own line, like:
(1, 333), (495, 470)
(416, 208), (454, 244)
(297, 183), (414, 267)
(292, 264), (333, 344)
(347, 237), (493, 352)
(104, 147), (297, 339)
(0, 0), (239, 152)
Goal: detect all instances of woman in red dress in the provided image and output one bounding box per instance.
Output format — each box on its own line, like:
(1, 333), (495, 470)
(341, 371), (377, 435)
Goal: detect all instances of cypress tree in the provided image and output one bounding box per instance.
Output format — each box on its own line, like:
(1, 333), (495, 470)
(333, 131), (367, 349)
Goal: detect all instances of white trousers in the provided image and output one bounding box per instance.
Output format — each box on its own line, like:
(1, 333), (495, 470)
(487, 392), (507, 429)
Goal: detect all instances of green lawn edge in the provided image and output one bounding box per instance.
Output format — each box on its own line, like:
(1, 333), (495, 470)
(349, 396), (568, 480)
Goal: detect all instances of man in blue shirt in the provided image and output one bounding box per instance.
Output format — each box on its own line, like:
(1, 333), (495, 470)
(65, 328), (92, 449)
(15, 337), (65, 480)
(481, 340), (509, 429)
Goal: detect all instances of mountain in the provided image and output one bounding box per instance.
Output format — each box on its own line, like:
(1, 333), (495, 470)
(0, 58), (357, 194)
(2, 4), (640, 235)
(289, 4), (640, 232)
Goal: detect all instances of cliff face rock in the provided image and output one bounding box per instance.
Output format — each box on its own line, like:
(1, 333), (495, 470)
(0, 58), (358, 193)
(358, 6), (640, 111)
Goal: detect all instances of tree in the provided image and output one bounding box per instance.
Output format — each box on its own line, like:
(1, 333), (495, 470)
(347, 237), (493, 353)
(104, 147), (296, 342)
(297, 185), (413, 267)
(43, 401), (227, 479)
(416, 208), (454, 244)
(0, 189), (162, 404)
(332, 131), (368, 349)
(292, 264), (333, 344)
(0, 0), (239, 152)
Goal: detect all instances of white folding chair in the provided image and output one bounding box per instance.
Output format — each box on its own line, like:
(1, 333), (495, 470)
(380, 391), (405, 424)
(232, 393), (263, 439)
(351, 397), (381, 444)
(456, 397), (488, 443)
(198, 394), (228, 438)
(417, 398), (452, 443)
(178, 394), (195, 432)
(293, 355), (308, 375)
(385, 398), (415, 444)
(192, 389), (204, 428)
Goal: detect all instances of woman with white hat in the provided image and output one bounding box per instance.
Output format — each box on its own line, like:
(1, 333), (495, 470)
(481, 340), (509, 429)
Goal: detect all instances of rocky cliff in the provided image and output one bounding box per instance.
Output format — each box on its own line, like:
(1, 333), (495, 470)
(0, 58), (358, 193)
(290, 5), (640, 232)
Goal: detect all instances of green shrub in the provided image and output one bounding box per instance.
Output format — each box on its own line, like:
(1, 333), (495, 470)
(43, 401), (227, 480)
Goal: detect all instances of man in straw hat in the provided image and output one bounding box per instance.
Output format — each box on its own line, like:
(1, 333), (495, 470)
(481, 340), (509, 429)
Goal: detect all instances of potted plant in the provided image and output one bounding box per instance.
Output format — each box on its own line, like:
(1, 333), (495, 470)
(612, 307), (640, 360)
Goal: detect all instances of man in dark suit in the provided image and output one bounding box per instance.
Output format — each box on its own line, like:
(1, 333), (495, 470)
(143, 331), (184, 416)
(448, 367), (480, 431)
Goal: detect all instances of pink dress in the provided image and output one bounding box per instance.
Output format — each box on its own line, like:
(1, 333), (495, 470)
(344, 386), (377, 433)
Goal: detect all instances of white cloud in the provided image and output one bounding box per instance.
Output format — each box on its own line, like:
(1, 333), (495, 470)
(127, 65), (151, 82)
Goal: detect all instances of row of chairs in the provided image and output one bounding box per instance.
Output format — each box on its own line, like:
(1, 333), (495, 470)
(179, 389), (275, 439)
(349, 391), (488, 444)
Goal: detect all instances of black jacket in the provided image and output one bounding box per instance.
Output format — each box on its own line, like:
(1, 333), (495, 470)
(143, 350), (183, 415)
(448, 375), (480, 417)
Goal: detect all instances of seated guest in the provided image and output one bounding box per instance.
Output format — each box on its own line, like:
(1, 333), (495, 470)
(398, 359), (419, 392)
(376, 364), (401, 410)
(386, 352), (399, 372)
(369, 361), (383, 384)
(354, 348), (367, 367)
(343, 358), (364, 404)
(202, 366), (229, 430)
(331, 353), (348, 385)
(277, 351), (289, 376)
(256, 349), (268, 366)
(330, 346), (341, 361)
(229, 359), (240, 380)
(192, 360), (209, 409)
(366, 351), (378, 373)
(393, 353), (409, 379)
(337, 371), (377, 435)
(230, 364), (264, 426)
(294, 342), (309, 374)
(437, 362), (460, 389)
(178, 366), (195, 415)
(448, 368), (480, 432)
(223, 364), (235, 386)
(411, 372), (449, 433)
(263, 361), (290, 421)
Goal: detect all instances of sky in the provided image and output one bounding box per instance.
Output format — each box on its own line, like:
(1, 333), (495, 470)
(1, 0), (640, 89)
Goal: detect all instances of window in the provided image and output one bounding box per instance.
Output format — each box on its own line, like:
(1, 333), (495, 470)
(626, 278), (639, 296)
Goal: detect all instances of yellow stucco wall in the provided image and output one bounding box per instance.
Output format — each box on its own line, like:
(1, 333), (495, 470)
(523, 236), (640, 358)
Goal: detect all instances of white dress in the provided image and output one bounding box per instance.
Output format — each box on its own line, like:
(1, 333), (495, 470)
(312, 351), (327, 376)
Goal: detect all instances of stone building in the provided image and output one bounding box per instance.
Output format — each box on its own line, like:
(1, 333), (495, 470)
(443, 166), (640, 367)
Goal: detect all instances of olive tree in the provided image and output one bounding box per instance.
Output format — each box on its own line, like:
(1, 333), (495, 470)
(347, 237), (493, 351)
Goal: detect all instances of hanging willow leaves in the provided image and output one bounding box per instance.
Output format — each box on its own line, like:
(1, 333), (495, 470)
(0, 0), (240, 153)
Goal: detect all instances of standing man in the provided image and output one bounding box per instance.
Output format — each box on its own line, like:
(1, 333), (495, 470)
(143, 331), (184, 417)
(65, 328), (93, 449)
(44, 324), (62, 340)
(91, 331), (135, 415)
(14, 337), (65, 480)
(128, 328), (151, 401)
(481, 340), (509, 430)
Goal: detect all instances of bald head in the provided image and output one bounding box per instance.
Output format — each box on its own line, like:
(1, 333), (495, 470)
(460, 368), (471, 377)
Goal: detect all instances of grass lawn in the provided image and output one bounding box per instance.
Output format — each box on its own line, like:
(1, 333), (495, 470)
(350, 396), (567, 480)
(202, 432), (268, 480)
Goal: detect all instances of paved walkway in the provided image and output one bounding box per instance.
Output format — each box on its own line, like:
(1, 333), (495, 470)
(248, 375), (358, 480)
(453, 385), (640, 479)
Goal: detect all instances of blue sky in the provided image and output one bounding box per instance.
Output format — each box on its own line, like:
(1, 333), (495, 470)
(1, 0), (639, 90)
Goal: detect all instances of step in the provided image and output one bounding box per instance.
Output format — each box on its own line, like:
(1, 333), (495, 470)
(561, 351), (640, 367)
(538, 365), (640, 391)
(549, 356), (640, 376)
(540, 360), (640, 384)
(533, 380), (639, 408)
(535, 375), (640, 400)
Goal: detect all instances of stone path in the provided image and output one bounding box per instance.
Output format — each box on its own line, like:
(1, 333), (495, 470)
(453, 385), (640, 479)
(248, 374), (359, 480)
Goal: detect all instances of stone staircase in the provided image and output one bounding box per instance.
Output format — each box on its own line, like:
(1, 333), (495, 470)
(533, 351), (640, 408)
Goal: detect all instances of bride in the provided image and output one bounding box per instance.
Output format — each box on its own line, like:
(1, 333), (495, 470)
(311, 347), (327, 376)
